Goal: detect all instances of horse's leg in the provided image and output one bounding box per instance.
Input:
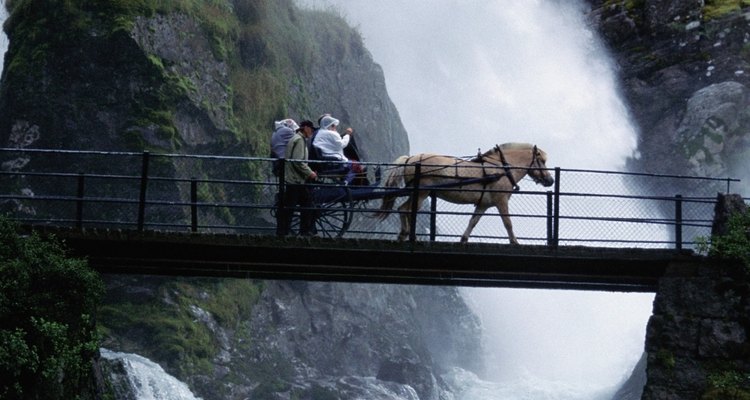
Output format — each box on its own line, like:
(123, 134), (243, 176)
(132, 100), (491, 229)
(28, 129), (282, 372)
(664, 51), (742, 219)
(396, 192), (427, 241)
(461, 204), (489, 243)
(496, 197), (518, 244)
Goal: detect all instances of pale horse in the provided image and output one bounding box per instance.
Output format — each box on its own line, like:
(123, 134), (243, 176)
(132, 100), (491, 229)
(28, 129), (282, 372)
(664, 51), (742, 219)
(374, 143), (554, 244)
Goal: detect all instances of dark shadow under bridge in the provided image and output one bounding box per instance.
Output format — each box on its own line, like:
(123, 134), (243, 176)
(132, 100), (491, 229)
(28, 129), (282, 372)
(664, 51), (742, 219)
(26, 226), (702, 293)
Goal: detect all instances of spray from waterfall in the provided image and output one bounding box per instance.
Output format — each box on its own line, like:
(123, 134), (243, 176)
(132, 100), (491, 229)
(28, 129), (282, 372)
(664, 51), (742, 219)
(298, 1), (655, 398)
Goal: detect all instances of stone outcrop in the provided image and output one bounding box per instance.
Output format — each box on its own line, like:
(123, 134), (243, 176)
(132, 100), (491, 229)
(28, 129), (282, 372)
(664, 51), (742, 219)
(586, 4), (750, 394)
(588, 1), (750, 188)
(100, 276), (484, 400)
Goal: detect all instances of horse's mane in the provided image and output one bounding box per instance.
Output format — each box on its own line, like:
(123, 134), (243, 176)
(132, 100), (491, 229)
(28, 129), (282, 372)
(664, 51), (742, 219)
(472, 142), (533, 161)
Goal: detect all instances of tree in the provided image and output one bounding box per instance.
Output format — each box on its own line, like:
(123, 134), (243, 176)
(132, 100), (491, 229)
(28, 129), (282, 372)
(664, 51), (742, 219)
(0, 216), (104, 399)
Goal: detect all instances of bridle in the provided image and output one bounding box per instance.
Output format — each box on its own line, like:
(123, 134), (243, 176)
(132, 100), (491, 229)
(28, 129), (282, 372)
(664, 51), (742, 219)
(489, 144), (545, 191)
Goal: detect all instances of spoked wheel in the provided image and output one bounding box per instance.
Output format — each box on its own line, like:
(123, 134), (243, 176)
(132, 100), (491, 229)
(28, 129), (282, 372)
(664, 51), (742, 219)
(289, 184), (353, 238)
(313, 200), (353, 238)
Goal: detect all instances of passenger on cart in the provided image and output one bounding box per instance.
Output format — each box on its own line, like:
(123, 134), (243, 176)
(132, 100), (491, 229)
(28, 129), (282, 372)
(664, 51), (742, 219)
(269, 118), (298, 176)
(310, 115), (367, 185)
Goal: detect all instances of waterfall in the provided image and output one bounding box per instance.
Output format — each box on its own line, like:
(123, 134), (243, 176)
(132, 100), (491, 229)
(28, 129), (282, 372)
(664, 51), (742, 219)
(100, 348), (203, 400)
(298, 0), (655, 398)
(1, 0), (8, 77)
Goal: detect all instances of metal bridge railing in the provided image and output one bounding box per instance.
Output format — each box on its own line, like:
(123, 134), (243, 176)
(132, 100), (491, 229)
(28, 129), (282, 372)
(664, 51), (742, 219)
(0, 148), (743, 249)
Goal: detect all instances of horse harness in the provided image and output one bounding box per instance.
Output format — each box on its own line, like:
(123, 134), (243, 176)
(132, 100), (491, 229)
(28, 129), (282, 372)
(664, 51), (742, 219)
(399, 146), (540, 207)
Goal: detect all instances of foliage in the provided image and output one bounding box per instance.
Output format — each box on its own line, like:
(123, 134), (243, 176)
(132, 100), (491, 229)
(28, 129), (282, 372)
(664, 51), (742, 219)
(703, 370), (750, 399)
(0, 216), (105, 400)
(698, 209), (750, 266)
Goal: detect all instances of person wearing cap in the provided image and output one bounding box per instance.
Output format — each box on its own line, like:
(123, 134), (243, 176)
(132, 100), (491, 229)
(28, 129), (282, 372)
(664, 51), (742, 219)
(276, 120), (318, 236)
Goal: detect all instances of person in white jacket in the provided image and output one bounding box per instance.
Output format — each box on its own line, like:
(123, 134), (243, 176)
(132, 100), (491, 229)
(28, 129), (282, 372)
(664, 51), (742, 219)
(312, 115), (359, 183)
(313, 115), (353, 161)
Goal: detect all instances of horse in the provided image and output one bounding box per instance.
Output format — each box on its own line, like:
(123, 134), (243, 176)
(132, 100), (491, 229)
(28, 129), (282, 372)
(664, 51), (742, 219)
(374, 143), (554, 244)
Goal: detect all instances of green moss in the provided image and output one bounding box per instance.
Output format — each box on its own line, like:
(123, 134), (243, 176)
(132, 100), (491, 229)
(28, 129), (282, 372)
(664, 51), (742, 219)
(704, 0), (750, 20)
(703, 370), (750, 399)
(99, 278), (263, 378)
(656, 349), (676, 370)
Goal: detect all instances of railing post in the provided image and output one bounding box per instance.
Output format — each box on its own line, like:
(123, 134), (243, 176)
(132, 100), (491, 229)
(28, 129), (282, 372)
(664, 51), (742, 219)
(546, 190), (552, 246)
(190, 178), (198, 233)
(429, 191), (437, 242)
(277, 159), (286, 226)
(552, 167), (561, 248)
(137, 151), (150, 232)
(674, 194), (683, 250)
(409, 163), (422, 243)
(76, 173), (85, 229)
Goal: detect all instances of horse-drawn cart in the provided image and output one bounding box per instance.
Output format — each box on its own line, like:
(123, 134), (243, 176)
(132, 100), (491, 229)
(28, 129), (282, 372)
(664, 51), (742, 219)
(276, 142), (555, 242)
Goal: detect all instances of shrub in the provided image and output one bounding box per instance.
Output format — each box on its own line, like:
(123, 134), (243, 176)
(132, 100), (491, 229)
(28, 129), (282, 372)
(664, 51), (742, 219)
(0, 216), (104, 399)
(703, 209), (750, 266)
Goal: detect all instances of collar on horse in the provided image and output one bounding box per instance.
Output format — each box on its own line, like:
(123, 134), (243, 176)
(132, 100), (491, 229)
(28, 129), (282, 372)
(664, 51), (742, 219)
(494, 145), (520, 192)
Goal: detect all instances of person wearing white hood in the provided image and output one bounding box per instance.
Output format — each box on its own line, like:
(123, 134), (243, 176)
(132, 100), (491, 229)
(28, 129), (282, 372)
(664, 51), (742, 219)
(313, 115), (352, 161)
(312, 115), (359, 183)
(270, 118), (299, 159)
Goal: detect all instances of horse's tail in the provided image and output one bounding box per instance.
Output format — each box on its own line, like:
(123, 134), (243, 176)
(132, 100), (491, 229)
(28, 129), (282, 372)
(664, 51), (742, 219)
(373, 155), (410, 220)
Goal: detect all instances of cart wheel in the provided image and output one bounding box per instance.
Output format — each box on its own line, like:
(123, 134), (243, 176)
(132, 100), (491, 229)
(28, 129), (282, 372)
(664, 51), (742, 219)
(287, 201), (351, 238)
(287, 184), (353, 238)
(314, 201), (352, 238)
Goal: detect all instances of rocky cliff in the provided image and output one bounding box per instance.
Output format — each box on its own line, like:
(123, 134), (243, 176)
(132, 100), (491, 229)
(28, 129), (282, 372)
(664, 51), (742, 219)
(100, 276), (483, 399)
(587, 2), (750, 399)
(0, 1), (480, 399)
(0, 1), (407, 161)
(0, 0), (408, 228)
(589, 0), (750, 193)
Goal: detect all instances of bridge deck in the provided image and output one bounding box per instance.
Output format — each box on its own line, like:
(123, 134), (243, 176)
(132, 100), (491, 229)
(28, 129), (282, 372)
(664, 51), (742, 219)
(28, 226), (701, 292)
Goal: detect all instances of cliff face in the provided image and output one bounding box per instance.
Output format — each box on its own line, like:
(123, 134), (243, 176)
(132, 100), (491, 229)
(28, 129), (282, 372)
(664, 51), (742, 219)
(100, 277), (483, 400)
(0, 2), (480, 399)
(0, 1), (407, 192)
(589, 0), (750, 188)
(0, 0), (408, 233)
(587, 2), (750, 399)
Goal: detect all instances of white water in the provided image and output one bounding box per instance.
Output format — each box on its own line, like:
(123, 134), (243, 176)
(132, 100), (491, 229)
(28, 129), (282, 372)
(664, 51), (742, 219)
(299, 1), (655, 399)
(1, 0), (8, 77)
(100, 348), (203, 400)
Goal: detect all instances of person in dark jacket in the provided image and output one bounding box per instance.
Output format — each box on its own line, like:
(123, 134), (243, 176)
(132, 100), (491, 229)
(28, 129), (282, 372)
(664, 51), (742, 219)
(276, 120), (317, 236)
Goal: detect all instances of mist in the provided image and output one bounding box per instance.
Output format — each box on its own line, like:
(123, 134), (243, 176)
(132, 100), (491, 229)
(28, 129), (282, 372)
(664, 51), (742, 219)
(298, 0), (654, 397)
(300, 0), (636, 169)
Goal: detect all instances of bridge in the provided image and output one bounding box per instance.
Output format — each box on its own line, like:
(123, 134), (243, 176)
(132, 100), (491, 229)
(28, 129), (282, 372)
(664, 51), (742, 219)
(1, 148), (741, 292)
(24, 225), (698, 292)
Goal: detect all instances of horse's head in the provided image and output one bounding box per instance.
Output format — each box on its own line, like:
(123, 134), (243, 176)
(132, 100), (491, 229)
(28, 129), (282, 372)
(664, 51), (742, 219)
(527, 145), (554, 187)
(491, 143), (554, 187)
